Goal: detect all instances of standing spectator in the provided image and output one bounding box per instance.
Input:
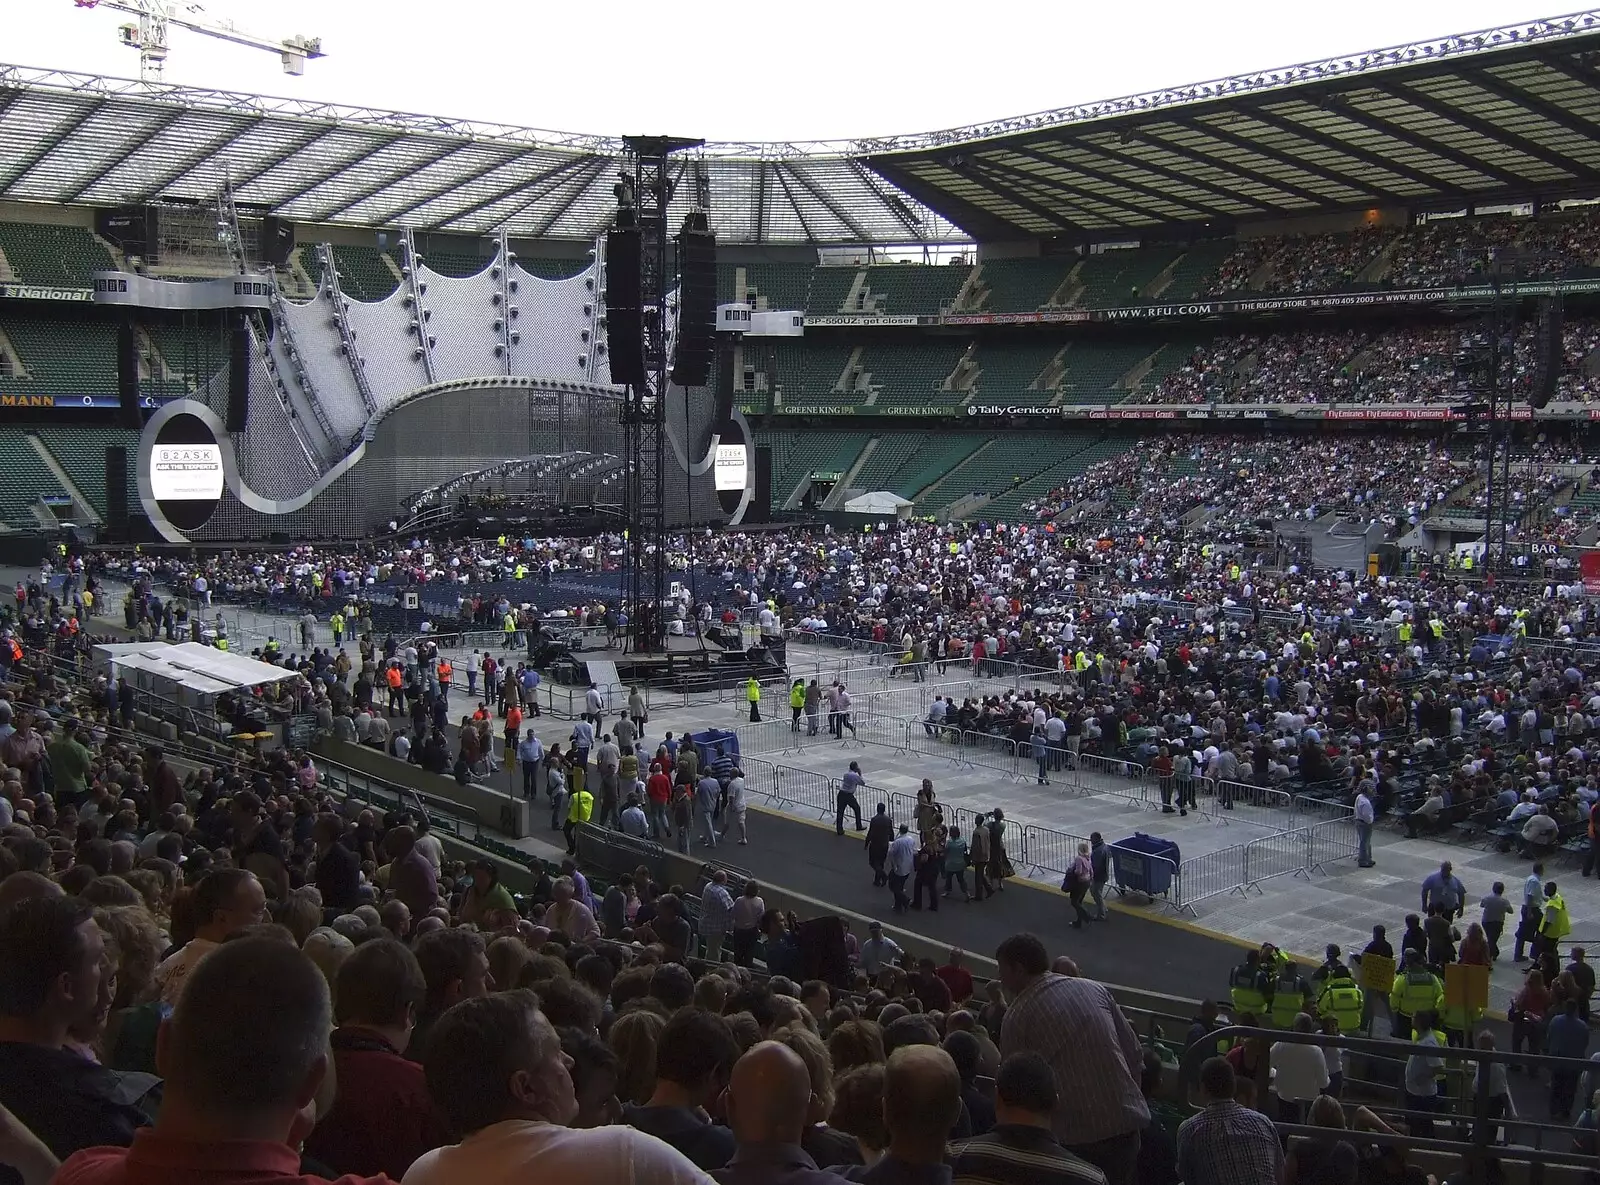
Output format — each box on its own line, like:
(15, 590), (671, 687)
(623, 1009), (739, 1170)
(865, 805), (894, 889)
(730, 881), (765, 968)
(407, 927), (493, 1060)
(886, 826), (917, 915)
(1175, 1057), (1281, 1185)
(1479, 883), (1515, 962)
(951, 1051), (1106, 1185)
(721, 768), (749, 847)
(1354, 784), (1376, 868)
(304, 939), (449, 1179)
(936, 949), (974, 1006)
(0, 897), (149, 1167)
(699, 872), (735, 964)
(53, 937), (383, 1185)
(387, 827), (439, 919)
(995, 934), (1147, 1185)
(1087, 834), (1110, 922)
(837, 764), (865, 836)
(1420, 862), (1466, 919)
(404, 992), (711, 1185)
(860, 922), (903, 981)
(1268, 1014), (1329, 1123)
(1568, 949), (1596, 1021)
(1403, 1011), (1446, 1138)
(1545, 1000), (1591, 1121)
(150, 868), (266, 1007)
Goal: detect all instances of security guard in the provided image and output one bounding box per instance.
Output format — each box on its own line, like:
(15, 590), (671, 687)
(263, 635), (281, 658)
(1269, 960), (1314, 1029)
(1440, 997), (1483, 1048)
(1317, 970), (1365, 1037)
(1229, 949), (1271, 1019)
(745, 675), (762, 723)
(329, 611), (346, 646)
(1388, 949), (1444, 1040)
(1539, 881), (1572, 959)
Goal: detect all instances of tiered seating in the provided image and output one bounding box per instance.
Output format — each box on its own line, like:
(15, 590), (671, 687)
(858, 341), (967, 408)
(847, 433), (928, 492)
(1057, 341), (1157, 404)
(983, 437), (1131, 522)
(730, 263), (812, 310)
(860, 263), (971, 315)
(0, 316), (117, 400)
(145, 324), (224, 398)
(0, 431), (63, 525)
(419, 251), (492, 278)
(915, 432), (1065, 510)
(0, 223), (115, 287)
(890, 435), (986, 499)
(33, 426), (140, 519)
(969, 259), (1071, 312)
(1071, 247), (1182, 308)
(758, 431), (871, 498)
(1159, 241), (1237, 301)
(794, 343), (865, 404)
(966, 342), (1064, 406)
(329, 246), (400, 301)
(805, 267), (861, 315)
(517, 257), (590, 280)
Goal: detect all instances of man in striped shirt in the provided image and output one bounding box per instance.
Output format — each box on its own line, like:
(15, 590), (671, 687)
(952, 1052), (1106, 1185)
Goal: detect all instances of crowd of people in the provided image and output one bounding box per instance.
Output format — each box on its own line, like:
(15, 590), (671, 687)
(1198, 209), (1600, 299)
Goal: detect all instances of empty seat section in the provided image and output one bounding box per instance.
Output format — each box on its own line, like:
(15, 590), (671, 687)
(758, 431), (870, 500)
(848, 433), (927, 493)
(0, 316), (117, 400)
(517, 257), (591, 280)
(861, 264), (972, 315)
(1058, 341), (1158, 405)
(795, 343), (866, 405)
(733, 263), (812, 311)
(915, 434), (1060, 511)
(973, 260), (1071, 312)
(419, 252), (493, 278)
(806, 268), (862, 316)
(892, 435), (987, 500)
(34, 426), (140, 519)
(329, 246), (400, 301)
(0, 430), (64, 524)
(1072, 247), (1181, 308)
(968, 342), (1064, 405)
(861, 341), (967, 407)
(0, 223), (115, 287)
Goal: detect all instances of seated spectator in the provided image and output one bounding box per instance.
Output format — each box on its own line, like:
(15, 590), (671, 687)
(951, 1050), (1106, 1185)
(835, 1045), (962, 1185)
(303, 939), (449, 1179)
(403, 990), (711, 1185)
(713, 1040), (841, 1185)
(623, 1008), (739, 1170)
(406, 927), (491, 1061)
(1176, 1057), (1283, 1185)
(149, 868), (266, 1006)
(769, 1023), (861, 1168)
(53, 935), (384, 1185)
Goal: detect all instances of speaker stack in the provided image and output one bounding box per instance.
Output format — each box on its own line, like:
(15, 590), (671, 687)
(670, 214), (717, 388)
(1529, 294), (1564, 410)
(605, 222), (645, 388)
(104, 446), (129, 540)
(116, 321), (142, 429)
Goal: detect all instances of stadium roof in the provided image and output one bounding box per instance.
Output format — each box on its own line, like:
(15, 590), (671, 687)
(864, 11), (1600, 239)
(3, 11), (1600, 245)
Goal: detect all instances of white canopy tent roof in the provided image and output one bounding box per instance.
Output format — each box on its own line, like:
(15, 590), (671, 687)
(94, 642), (300, 698)
(844, 491), (913, 517)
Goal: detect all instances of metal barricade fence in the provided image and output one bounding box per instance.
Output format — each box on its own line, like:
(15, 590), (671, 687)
(852, 682), (974, 726)
(1021, 822), (1088, 877)
(1243, 830), (1313, 889)
(901, 721), (967, 768)
(1306, 815), (1361, 873)
(774, 765), (839, 821)
(1291, 792), (1357, 827)
(958, 730), (1027, 781)
(1194, 778), (1297, 831)
(1171, 844), (1250, 915)
(1072, 752), (1149, 807)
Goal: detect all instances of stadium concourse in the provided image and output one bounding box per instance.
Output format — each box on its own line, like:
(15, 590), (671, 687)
(65, 499), (1600, 1015)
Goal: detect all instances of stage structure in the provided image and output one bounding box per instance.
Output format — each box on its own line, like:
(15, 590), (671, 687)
(613, 135), (705, 654)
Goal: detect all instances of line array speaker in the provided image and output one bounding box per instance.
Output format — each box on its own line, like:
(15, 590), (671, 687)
(1529, 294), (1564, 410)
(227, 318), (251, 432)
(751, 444), (773, 524)
(670, 224), (717, 388)
(261, 216), (295, 267)
(605, 225), (645, 388)
(116, 321), (142, 429)
(104, 446), (129, 535)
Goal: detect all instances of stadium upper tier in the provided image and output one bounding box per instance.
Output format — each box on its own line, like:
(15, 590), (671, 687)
(5, 13), (1600, 243)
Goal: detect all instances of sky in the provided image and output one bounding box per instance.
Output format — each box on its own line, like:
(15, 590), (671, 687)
(5, 0), (1586, 145)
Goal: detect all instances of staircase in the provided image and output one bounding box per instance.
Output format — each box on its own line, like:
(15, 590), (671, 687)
(27, 436), (98, 524)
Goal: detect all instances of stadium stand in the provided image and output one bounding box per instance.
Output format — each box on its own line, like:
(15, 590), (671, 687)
(0, 315), (118, 400)
(844, 432), (986, 500)
(0, 222), (115, 288)
(514, 256), (593, 280)
(958, 258), (1072, 312)
(329, 245), (402, 301)
(32, 425), (141, 520)
(962, 340), (1066, 406)
(758, 430), (870, 501)
(1068, 246), (1183, 308)
(1057, 339), (1162, 404)
(0, 431), (65, 526)
(980, 435), (1132, 522)
(855, 340), (968, 408)
(1206, 226), (1396, 296)
(722, 261), (812, 310)
(1156, 240), (1237, 302)
(804, 265), (863, 315)
(858, 262), (971, 315)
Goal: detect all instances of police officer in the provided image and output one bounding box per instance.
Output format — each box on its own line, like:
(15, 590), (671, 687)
(1388, 949), (1444, 1040)
(1269, 959), (1314, 1029)
(1317, 968), (1365, 1038)
(1538, 880), (1572, 961)
(1229, 949), (1271, 1020)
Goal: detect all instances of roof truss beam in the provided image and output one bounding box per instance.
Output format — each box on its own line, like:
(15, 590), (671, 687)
(966, 155), (1154, 227)
(530, 156), (611, 238)
(309, 141), (470, 222)
(1045, 135), (1271, 214)
(428, 153), (601, 231)
(1169, 115), (1408, 204)
(378, 148), (540, 224)
(271, 135), (405, 211)
(1319, 96), (1527, 188)
(777, 161), (872, 243)
(0, 97), (108, 195)
(769, 165), (820, 242)
(1000, 143), (1213, 220)
(1373, 79), (1600, 182)
(754, 160), (768, 243)
(1238, 104), (1448, 193)
(1460, 68), (1600, 145)
(126, 116), (268, 202)
(1127, 124), (1335, 209)
(847, 159), (926, 239)
(226, 124), (341, 195)
(61, 107), (189, 203)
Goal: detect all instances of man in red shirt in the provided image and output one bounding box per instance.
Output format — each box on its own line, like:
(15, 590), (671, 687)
(54, 936), (392, 1185)
(646, 762), (674, 841)
(935, 947), (975, 1006)
(302, 940), (449, 1179)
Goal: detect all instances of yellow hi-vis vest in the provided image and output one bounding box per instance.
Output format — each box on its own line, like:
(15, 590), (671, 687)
(1317, 977), (1364, 1034)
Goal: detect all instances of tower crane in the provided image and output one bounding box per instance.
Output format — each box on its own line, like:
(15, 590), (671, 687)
(72, 1), (324, 83)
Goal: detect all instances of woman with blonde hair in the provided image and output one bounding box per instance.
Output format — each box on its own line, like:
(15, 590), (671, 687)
(608, 1008), (665, 1106)
(773, 1022), (862, 1168)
